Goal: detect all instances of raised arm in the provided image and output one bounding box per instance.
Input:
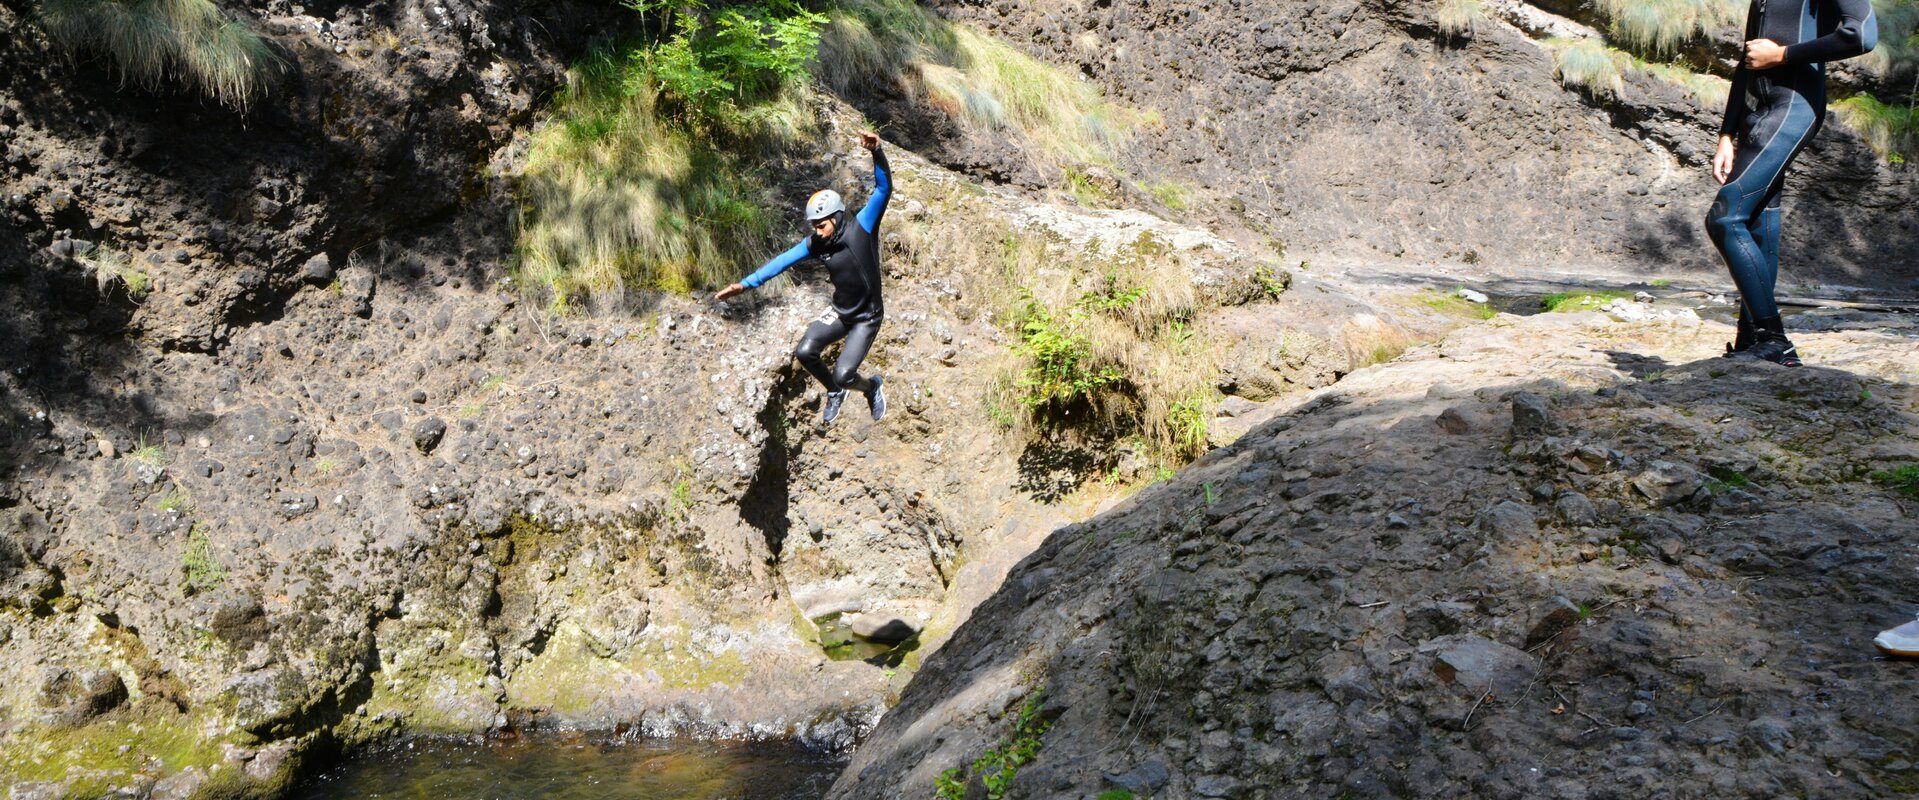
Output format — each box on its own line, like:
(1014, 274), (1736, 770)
(1785, 0), (1877, 64)
(855, 130), (891, 234)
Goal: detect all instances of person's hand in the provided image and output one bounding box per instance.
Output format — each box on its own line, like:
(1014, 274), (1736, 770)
(857, 129), (880, 151)
(1712, 134), (1736, 185)
(1744, 38), (1785, 69)
(715, 283), (746, 302)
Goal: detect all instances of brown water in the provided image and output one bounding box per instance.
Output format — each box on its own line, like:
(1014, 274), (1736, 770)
(293, 732), (843, 800)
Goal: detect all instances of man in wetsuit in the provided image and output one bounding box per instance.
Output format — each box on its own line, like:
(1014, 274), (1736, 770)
(1706, 0), (1877, 366)
(716, 130), (890, 424)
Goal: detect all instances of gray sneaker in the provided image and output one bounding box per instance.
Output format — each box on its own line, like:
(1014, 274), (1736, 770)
(866, 374), (886, 421)
(1876, 614), (1919, 658)
(822, 390), (847, 425)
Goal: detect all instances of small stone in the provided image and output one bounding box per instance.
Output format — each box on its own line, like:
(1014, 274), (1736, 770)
(1476, 500), (1539, 538)
(1523, 596), (1583, 649)
(1554, 492), (1598, 525)
(300, 253), (334, 284)
(1457, 288), (1490, 304)
(843, 613), (923, 644)
(1626, 700), (1652, 719)
(1435, 406), (1471, 434)
(1510, 392), (1552, 438)
(1631, 460), (1703, 507)
(97, 438), (116, 459)
(1104, 761), (1171, 795)
(412, 417), (447, 454)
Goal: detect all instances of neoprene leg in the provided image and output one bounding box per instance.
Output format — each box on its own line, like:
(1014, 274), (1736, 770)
(794, 316), (850, 391)
(830, 320), (880, 394)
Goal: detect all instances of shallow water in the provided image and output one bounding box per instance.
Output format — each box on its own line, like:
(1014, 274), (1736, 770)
(293, 733), (844, 800)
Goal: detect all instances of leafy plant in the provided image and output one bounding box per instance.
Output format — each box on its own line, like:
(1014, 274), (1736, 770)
(1872, 464), (1919, 498)
(1012, 292), (1126, 412)
(935, 692), (1053, 800)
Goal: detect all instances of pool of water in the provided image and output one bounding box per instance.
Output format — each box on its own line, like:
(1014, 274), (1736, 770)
(293, 732), (844, 800)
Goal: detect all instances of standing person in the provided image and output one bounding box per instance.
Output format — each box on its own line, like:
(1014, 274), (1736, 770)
(716, 130), (891, 425)
(1705, 0), (1876, 366)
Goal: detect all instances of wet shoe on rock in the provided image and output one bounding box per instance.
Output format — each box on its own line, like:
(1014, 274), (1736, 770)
(822, 390), (847, 425)
(866, 374), (887, 421)
(1876, 615), (1919, 658)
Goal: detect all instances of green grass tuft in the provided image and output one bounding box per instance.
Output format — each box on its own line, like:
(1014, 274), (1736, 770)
(1542, 290), (1632, 312)
(1834, 94), (1919, 164)
(39, 0), (280, 111)
(1872, 464), (1919, 498)
(181, 523), (226, 596)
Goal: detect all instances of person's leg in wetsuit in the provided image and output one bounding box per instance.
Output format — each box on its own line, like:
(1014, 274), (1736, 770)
(1706, 0), (1878, 366)
(792, 312), (882, 424)
(1706, 95), (1815, 366)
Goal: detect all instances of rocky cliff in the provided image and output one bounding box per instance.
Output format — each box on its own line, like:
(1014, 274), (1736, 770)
(1, 0), (1914, 798)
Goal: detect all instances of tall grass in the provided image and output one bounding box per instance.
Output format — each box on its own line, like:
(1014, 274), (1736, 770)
(38, 0), (278, 110)
(516, 51), (815, 309)
(1592, 0), (1743, 58)
(818, 0), (1134, 167)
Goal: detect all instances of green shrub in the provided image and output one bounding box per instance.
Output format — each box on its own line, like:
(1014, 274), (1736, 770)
(935, 692), (1052, 800)
(39, 0), (279, 111)
(1012, 292), (1126, 413)
(1872, 464), (1919, 498)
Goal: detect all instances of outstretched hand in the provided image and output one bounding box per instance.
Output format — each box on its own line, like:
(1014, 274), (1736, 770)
(857, 129), (881, 151)
(715, 283), (746, 302)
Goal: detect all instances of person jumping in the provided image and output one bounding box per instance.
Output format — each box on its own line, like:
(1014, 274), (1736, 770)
(1706, 0), (1877, 366)
(716, 129), (891, 425)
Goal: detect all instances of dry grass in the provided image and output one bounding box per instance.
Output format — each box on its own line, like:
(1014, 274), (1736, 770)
(81, 244), (149, 300)
(39, 0), (279, 110)
(1551, 38), (1626, 98)
(1437, 0), (1487, 37)
(1340, 315), (1412, 371)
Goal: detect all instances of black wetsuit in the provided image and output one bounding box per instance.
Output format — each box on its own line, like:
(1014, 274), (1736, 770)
(740, 147), (891, 393)
(1706, 0), (1877, 323)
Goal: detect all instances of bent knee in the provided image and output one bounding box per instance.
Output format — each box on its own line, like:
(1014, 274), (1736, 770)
(793, 344), (824, 362)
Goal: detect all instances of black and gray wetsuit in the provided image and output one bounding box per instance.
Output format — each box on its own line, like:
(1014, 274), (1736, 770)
(740, 147), (892, 393)
(1706, 0), (1877, 322)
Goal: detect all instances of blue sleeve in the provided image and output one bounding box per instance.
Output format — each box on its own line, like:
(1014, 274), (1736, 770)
(740, 240), (810, 288)
(856, 147), (891, 234)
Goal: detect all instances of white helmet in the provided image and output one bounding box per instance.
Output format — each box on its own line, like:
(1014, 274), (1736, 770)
(806, 189), (844, 221)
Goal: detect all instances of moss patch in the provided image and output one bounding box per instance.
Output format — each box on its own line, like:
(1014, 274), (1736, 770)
(0, 704), (234, 796)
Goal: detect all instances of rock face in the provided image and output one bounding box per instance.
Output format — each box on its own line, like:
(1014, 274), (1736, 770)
(929, 0), (1919, 290)
(835, 311), (1919, 799)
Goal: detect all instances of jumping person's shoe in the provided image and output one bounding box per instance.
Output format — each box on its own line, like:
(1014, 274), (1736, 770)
(1743, 315), (1801, 367)
(822, 390), (847, 424)
(865, 374), (887, 421)
(1723, 307), (1755, 358)
(1875, 615), (1919, 658)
